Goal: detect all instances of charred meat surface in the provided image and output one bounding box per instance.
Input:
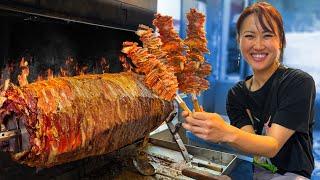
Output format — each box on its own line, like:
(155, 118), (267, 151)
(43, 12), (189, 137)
(0, 72), (173, 167)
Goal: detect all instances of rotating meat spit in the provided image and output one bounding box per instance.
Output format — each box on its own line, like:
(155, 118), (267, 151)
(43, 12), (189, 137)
(0, 72), (174, 168)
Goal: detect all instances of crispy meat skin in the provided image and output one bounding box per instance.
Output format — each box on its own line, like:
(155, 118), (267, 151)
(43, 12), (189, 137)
(1, 72), (173, 167)
(122, 42), (178, 101)
(178, 8), (211, 94)
(153, 14), (187, 73)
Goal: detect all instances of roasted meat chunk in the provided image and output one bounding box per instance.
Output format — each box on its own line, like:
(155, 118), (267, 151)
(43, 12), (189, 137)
(0, 72), (173, 167)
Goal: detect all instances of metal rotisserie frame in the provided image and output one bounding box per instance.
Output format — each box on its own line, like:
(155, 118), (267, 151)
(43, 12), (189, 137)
(0, 0), (157, 31)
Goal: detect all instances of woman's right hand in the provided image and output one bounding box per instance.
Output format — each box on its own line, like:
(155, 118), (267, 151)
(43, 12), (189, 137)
(181, 111), (235, 143)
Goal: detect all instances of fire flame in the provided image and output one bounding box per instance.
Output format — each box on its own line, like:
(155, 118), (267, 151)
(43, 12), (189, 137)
(0, 63), (13, 85)
(59, 57), (76, 77)
(36, 68), (54, 82)
(100, 57), (110, 73)
(47, 68), (54, 79)
(59, 67), (68, 77)
(0, 55), (130, 87)
(119, 55), (131, 72)
(75, 65), (87, 75)
(17, 57), (29, 87)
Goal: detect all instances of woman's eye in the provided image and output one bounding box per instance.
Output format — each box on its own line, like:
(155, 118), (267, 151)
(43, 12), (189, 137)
(244, 34), (254, 38)
(264, 34), (274, 38)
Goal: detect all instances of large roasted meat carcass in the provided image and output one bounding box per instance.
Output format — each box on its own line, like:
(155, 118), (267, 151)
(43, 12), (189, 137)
(0, 72), (174, 167)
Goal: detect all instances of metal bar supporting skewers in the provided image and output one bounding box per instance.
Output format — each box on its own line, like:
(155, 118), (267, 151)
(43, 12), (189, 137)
(165, 111), (192, 162)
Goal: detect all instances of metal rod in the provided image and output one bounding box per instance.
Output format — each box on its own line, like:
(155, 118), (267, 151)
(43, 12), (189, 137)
(0, 4), (135, 32)
(166, 121), (192, 162)
(0, 129), (20, 142)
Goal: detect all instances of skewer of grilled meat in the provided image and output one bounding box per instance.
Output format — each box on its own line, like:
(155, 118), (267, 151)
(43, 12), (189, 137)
(122, 41), (191, 113)
(153, 14), (186, 73)
(135, 22), (196, 112)
(181, 8), (212, 112)
(136, 24), (168, 64)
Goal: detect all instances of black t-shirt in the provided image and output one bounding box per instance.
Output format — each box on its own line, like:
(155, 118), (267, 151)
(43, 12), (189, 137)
(226, 66), (316, 178)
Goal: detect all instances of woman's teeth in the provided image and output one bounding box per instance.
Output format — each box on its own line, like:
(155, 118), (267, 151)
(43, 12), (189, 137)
(252, 53), (267, 61)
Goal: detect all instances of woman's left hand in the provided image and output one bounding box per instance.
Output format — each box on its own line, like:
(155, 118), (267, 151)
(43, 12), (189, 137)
(182, 111), (232, 143)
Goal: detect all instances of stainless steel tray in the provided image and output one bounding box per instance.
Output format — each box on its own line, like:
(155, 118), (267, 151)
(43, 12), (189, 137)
(145, 138), (238, 179)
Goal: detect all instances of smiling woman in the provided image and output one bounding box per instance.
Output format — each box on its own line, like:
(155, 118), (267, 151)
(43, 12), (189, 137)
(182, 2), (315, 179)
(238, 13), (281, 90)
(236, 2), (284, 89)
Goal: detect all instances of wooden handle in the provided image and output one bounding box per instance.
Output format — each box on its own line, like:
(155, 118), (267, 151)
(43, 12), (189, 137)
(180, 62), (185, 71)
(175, 95), (191, 114)
(191, 161), (223, 172)
(179, 101), (192, 114)
(182, 168), (230, 180)
(191, 93), (202, 112)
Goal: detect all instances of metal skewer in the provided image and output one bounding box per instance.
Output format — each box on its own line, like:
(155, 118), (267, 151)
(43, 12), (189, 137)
(165, 111), (192, 162)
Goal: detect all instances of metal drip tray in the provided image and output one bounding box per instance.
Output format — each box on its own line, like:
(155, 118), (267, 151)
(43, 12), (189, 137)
(145, 138), (238, 179)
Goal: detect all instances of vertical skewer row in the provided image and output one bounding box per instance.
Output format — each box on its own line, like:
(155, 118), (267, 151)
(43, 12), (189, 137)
(121, 42), (191, 114)
(183, 9), (211, 112)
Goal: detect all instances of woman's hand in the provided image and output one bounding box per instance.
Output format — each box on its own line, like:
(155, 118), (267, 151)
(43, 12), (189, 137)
(181, 111), (295, 158)
(181, 111), (234, 143)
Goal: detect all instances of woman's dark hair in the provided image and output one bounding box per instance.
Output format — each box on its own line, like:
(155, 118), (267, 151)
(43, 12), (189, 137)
(236, 2), (286, 60)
